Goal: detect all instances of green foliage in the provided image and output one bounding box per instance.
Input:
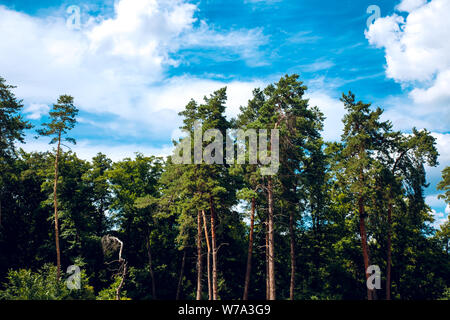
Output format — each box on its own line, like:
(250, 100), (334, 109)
(438, 166), (450, 204)
(96, 276), (130, 300)
(36, 95), (78, 145)
(0, 77), (32, 158)
(0, 264), (94, 300)
(0, 75), (447, 301)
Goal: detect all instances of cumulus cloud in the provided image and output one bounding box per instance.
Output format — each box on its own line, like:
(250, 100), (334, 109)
(23, 104), (50, 120)
(0, 0), (267, 139)
(306, 91), (345, 142)
(0, 0), (352, 155)
(141, 76), (265, 118)
(19, 138), (173, 162)
(365, 0), (450, 132)
(366, 0), (450, 82)
(396, 0), (428, 13)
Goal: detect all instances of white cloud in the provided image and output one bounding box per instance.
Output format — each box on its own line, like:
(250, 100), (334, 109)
(0, 1), (267, 140)
(0, 0), (354, 155)
(430, 209), (447, 229)
(23, 103), (50, 120)
(143, 76), (265, 119)
(244, 0), (281, 3)
(87, 0), (196, 63)
(396, 0), (428, 13)
(433, 132), (450, 163)
(446, 205), (450, 215)
(409, 69), (450, 105)
(19, 138), (173, 162)
(382, 95), (450, 132)
(286, 31), (321, 44)
(366, 0), (450, 82)
(426, 194), (447, 208)
(301, 60), (335, 73)
(365, 0), (450, 132)
(306, 91), (345, 142)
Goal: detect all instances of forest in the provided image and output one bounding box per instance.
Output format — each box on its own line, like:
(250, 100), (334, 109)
(0, 74), (448, 300)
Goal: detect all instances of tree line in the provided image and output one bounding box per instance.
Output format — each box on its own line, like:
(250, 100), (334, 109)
(0, 75), (448, 300)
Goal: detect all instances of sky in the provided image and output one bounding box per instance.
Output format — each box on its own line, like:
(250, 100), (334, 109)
(0, 0), (448, 226)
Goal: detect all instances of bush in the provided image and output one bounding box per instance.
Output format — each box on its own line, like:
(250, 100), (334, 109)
(96, 276), (131, 300)
(0, 264), (95, 300)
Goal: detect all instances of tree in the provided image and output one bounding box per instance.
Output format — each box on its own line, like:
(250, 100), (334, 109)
(158, 156), (196, 299)
(0, 77), (31, 227)
(0, 77), (31, 158)
(196, 88), (234, 300)
(236, 187), (258, 300)
(438, 166), (450, 204)
(236, 83), (280, 300)
(107, 154), (163, 299)
(339, 92), (390, 300)
(235, 88), (265, 300)
(174, 88), (235, 300)
(101, 235), (127, 300)
(83, 153), (113, 236)
(37, 95), (78, 281)
(1, 75), (449, 301)
(0, 150), (54, 278)
(378, 128), (438, 299)
(236, 74), (324, 300)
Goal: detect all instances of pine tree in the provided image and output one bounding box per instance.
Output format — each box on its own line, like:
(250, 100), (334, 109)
(378, 128), (438, 299)
(37, 95), (78, 281)
(236, 74), (324, 299)
(438, 166), (450, 204)
(339, 92), (390, 300)
(166, 89), (234, 300)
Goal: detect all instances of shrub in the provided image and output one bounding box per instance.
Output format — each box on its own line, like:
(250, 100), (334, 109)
(0, 264), (95, 300)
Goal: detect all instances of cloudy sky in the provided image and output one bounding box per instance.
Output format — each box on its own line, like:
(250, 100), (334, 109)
(0, 0), (448, 225)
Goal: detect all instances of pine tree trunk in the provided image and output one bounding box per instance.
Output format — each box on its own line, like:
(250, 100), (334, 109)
(210, 197), (218, 300)
(202, 209), (212, 300)
(267, 177), (276, 300)
(386, 201), (392, 300)
(289, 209), (295, 300)
(359, 197), (373, 300)
(176, 249), (187, 300)
(54, 132), (62, 281)
(196, 210), (203, 300)
(147, 236), (157, 299)
(243, 197), (255, 300)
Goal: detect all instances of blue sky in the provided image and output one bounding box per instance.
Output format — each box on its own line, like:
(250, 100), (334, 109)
(0, 0), (448, 226)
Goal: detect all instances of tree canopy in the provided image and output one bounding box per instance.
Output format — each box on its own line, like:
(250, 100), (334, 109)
(0, 74), (448, 300)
